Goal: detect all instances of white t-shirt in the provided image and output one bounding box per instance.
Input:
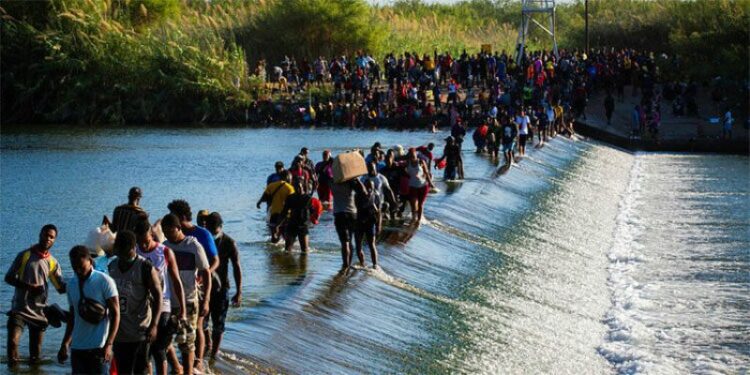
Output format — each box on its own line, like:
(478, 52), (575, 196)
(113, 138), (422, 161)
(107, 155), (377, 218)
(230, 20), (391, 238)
(137, 243), (171, 311)
(164, 236), (208, 304)
(516, 115), (530, 135)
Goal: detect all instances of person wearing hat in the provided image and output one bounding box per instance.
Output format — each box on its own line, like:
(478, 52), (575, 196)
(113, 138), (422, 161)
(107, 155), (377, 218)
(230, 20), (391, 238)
(110, 187), (148, 233)
(296, 147), (315, 172)
(266, 161), (286, 185)
(203, 212), (242, 360)
(196, 209), (210, 228)
(289, 156), (314, 195)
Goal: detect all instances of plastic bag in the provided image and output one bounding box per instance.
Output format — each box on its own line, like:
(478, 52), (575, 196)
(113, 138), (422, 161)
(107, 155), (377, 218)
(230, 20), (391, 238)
(151, 219), (166, 244)
(85, 225), (116, 257)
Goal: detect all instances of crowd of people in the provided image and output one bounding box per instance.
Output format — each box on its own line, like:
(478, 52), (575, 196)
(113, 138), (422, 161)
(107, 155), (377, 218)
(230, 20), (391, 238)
(6, 189), (242, 375)
(256, 144), (439, 271)
(247, 48), (677, 138)
(6, 46), (694, 375)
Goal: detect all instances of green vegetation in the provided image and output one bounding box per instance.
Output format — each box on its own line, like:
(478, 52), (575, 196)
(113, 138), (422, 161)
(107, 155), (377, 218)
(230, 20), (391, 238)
(239, 0), (384, 62)
(1, 0), (256, 124)
(559, 0), (749, 80)
(2, 0), (747, 125)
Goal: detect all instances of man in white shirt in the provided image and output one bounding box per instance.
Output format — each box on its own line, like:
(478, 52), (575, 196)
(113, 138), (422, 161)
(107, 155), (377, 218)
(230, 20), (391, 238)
(161, 214), (210, 375)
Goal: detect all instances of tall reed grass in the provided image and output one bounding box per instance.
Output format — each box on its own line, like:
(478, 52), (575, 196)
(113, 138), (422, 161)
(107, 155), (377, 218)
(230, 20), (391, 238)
(2, 0), (747, 125)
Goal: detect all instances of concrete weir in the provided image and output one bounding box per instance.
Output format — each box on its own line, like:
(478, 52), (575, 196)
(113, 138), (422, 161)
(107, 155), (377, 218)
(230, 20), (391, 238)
(572, 91), (749, 155)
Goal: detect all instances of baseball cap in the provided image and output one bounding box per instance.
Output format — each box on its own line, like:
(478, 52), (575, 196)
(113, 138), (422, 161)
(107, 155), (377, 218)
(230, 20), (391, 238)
(128, 186), (142, 198)
(208, 212), (223, 226)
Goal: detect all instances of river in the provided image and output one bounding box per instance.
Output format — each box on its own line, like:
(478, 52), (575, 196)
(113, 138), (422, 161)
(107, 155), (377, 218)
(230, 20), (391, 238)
(1, 127), (747, 374)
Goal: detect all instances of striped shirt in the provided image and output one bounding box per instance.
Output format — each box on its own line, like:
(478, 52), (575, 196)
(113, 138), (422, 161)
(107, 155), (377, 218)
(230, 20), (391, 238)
(111, 204), (147, 233)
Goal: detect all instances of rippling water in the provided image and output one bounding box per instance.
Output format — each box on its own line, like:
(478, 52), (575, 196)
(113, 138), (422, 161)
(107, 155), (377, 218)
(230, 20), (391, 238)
(1, 127), (747, 374)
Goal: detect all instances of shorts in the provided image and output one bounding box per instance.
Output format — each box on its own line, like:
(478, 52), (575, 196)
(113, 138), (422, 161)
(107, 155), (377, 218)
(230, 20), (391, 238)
(519, 134), (528, 147)
(113, 340), (150, 374)
(317, 184), (332, 202)
(268, 213), (283, 227)
(357, 218), (377, 238)
(71, 348), (105, 375)
(444, 165), (458, 180)
(285, 224), (309, 240)
(502, 142), (514, 153)
(175, 300), (198, 352)
(206, 289), (229, 335)
(538, 122), (547, 131)
(7, 312), (46, 332)
(408, 185), (429, 203)
(150, 312), (176, 363)
(334, 212), (356, 244)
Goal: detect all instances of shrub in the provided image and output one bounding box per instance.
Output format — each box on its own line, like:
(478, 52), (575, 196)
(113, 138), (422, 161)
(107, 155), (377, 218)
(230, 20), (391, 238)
(240, 0), (384, 62)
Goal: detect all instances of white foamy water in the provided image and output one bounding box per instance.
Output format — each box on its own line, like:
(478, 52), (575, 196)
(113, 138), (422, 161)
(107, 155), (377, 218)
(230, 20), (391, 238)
(600, 153), (750, 374)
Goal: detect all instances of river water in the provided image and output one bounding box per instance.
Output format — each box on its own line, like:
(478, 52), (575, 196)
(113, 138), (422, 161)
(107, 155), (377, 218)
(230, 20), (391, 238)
(0, 127), (747, 374)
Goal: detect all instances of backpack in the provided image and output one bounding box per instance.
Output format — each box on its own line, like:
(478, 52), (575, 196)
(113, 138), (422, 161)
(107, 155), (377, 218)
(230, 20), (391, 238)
(290, 195), (312, 225)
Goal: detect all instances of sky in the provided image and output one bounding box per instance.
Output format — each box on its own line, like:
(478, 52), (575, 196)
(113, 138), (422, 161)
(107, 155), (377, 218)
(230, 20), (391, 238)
(370, 0), (578, 4)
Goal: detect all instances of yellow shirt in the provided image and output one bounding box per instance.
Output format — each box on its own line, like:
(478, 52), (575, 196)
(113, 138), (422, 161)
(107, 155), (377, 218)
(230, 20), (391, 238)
(264, 181), (295, 215)
(554, 105), (563, 120)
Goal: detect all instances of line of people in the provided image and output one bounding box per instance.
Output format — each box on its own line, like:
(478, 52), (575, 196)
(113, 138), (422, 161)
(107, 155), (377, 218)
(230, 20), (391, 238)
(246, 47), (667, 135)
(5, 190), (242, 375)
(257, 143), (452, 271)
(6, 98), (568, 374)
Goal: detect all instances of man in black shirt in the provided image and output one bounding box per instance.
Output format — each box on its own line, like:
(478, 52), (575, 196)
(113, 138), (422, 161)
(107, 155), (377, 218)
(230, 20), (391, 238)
(204, 212), (242, 360)
(281, 179), (314, 253)
(110, 187), (147, 233)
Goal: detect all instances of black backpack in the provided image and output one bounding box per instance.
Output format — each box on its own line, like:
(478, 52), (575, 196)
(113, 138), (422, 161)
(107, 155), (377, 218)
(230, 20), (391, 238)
(290, 195), (312, 224)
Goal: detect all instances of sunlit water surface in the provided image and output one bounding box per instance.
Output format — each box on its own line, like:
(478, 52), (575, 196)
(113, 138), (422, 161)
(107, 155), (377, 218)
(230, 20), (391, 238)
(1, 127), (747, 374)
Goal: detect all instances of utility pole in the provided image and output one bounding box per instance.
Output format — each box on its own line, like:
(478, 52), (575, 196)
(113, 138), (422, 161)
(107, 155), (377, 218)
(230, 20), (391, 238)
(585, 0), (589, 53)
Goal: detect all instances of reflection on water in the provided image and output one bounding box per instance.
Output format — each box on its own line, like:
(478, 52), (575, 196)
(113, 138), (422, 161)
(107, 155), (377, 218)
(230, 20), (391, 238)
(1, 127), (747, 374)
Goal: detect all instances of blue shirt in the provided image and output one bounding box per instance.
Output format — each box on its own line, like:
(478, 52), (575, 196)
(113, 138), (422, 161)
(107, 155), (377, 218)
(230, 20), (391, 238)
(92, 255), (111, 273)
(184, 226), (218, 261)
(67, 270), (118, 350)
(267, 173), (282, 185)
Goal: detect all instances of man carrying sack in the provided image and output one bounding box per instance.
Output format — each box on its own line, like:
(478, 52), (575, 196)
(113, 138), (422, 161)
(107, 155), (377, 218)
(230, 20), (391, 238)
(331, 151), (367, 269)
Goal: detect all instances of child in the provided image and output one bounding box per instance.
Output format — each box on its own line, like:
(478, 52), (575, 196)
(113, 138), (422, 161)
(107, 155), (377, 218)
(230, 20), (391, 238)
(355, 180), (380, 269)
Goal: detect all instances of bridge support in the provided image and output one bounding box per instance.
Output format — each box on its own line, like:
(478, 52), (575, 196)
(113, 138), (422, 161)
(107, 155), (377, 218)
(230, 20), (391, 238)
(515, 0), (559, 65)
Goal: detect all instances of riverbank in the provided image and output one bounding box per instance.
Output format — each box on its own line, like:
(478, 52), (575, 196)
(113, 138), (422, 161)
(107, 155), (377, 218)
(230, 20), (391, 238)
(574, 90), (749, 155)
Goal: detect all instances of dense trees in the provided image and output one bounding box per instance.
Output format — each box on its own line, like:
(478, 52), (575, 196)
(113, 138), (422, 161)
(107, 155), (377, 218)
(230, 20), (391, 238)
(240, 0), (384, 62)
(2, 0), (747, 125)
